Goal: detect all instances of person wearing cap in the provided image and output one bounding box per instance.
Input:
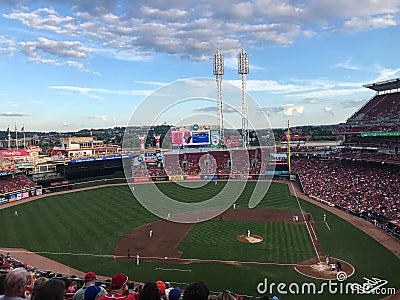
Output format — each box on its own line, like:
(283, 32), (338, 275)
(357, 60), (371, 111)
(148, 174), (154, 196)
(74, 272), (107, 300)
(155, 281), (166, 300)
(98, 273), (133, 300)
(167, 287), (181, 300)
(84, 285), (102, 300)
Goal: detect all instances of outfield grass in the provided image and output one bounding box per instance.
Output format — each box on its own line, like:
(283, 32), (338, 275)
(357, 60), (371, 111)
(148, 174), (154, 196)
(0, 181), (399, 299)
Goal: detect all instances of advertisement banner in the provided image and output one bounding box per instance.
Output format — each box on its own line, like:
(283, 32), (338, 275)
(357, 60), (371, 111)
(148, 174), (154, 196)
(151, 176), (169, 181)
(264, 171), (289, 175)
(210, 130), (221, 148)
(133, 177), (150, 183)
(21, 191), (30, 199)
(36, 188), (43, 196)
(171, 131), (183, 146)
(144, 152), (157, 162)
(169, 175), (184, 181)
(8, 194), (17, 202)
(201, 174), (219, 180)
(71, 154), (132, 164)
(50, 180), (69, 187)
(0, 197), (8, 205)
(185, 175), (201, 180)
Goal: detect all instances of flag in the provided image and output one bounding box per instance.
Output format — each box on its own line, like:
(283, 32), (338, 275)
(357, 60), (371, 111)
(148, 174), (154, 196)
(21, 126), (24, 132)
(15, 124), (17, 132)
(6, 126), (9, 134)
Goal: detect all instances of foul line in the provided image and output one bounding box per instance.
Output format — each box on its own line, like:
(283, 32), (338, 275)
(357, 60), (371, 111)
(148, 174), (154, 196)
(289, 181), (322, 263)
(325, 221), (331, 231)
(154, 268), (191, 272)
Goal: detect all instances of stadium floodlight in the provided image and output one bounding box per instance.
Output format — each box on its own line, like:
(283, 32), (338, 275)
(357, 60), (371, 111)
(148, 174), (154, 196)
(213, 49), (224, 146)
(238, 48), (249, 148)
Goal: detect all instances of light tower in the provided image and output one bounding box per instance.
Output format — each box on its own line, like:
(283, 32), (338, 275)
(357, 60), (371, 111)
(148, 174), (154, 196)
(238, 48), (249, 148)
(213, 49), (224, 146)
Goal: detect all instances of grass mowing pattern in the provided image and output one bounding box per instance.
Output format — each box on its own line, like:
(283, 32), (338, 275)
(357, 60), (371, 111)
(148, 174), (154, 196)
(0, 186), (157, 255)
(179, 220), (314, 263)
(236, 181), (301, 211)
(0, 182), (399, 299)
(156, 180), (301, 211)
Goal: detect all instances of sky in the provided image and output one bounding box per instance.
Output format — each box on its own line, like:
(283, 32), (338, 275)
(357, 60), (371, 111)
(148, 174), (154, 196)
(0, 0), (400, 132)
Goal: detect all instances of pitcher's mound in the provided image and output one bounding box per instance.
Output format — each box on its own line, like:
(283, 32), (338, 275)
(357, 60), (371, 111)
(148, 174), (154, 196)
(237, 234), (263, 243)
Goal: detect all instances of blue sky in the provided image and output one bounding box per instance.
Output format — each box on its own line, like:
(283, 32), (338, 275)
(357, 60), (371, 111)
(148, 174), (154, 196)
(0, 0), (399, 132)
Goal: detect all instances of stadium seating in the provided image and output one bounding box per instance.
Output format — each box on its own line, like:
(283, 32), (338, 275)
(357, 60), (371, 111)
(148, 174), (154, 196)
(0, 175), (36, 194)
(132, 149), (267, 177)
(292, 158), (400, 221)
(0, 253), (279, 300)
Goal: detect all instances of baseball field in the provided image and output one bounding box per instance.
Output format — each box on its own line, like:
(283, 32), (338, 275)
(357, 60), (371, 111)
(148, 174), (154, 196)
(0, 181), (399, 299)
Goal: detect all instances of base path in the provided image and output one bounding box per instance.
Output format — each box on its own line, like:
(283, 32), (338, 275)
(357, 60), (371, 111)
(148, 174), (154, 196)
(113, 207), (306, 259)
(284, 180), (400, 259)
(0, 248), (87, 277)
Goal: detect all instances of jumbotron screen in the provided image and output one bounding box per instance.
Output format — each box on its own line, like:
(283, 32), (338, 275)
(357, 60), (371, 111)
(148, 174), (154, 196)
(171, 125), (220, 147)
(182, 130), (210, 145)
(171, 130), (211, 146)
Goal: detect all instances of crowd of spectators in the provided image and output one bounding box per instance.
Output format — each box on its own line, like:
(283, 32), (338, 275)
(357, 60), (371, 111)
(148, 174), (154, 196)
(0, 175), (36, 194)
(291, 157), (400, 221)
(132, 149), (269, 178)
(332, 151), (400, 166)
(346, 92), (400, 125)
(334, 92), (400, 139)
(0, 254), (279, 300)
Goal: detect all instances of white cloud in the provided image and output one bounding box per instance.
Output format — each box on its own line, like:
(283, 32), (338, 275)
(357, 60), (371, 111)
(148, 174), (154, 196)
(17, 38), (99, 73)
(373, 67), (400, 82)
(304, 0), (399, 21)
(133, 80), (166, 87)
(0, 35), (16, 56)
(259, 104), (304, 116)
(339, 99), (367, 109)
(88, 115), (108, 121)
(304, 97), (328, 104)
(0, 112), (29, 116)
(283, 104), (304, 116)
(4, 7), (78, 35)
(324, 107), (334, 115)
(331, 59), (361, 71)
(20, 38), (93, 60)
(0, 101), (18, 107)
(192, 106), (237, 113)
(2, 1), (400, 61)
(287, 87), (367, 100)
(341, 15), (397, 32)
(49, 85), (152, 98)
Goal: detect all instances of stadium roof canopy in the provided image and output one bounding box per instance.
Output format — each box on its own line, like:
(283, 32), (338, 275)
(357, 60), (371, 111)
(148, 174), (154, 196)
(363, 78), (400, 92)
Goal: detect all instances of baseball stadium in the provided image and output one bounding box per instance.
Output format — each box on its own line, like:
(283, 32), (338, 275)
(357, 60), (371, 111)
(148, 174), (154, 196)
(1, 78), (400, 300)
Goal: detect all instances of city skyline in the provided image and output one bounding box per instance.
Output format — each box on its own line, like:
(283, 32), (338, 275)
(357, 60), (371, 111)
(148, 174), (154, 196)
(0, 1), (399, 131)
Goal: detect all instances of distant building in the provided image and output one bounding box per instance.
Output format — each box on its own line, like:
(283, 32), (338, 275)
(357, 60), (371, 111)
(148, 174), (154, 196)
(46, 137), (121, 158)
